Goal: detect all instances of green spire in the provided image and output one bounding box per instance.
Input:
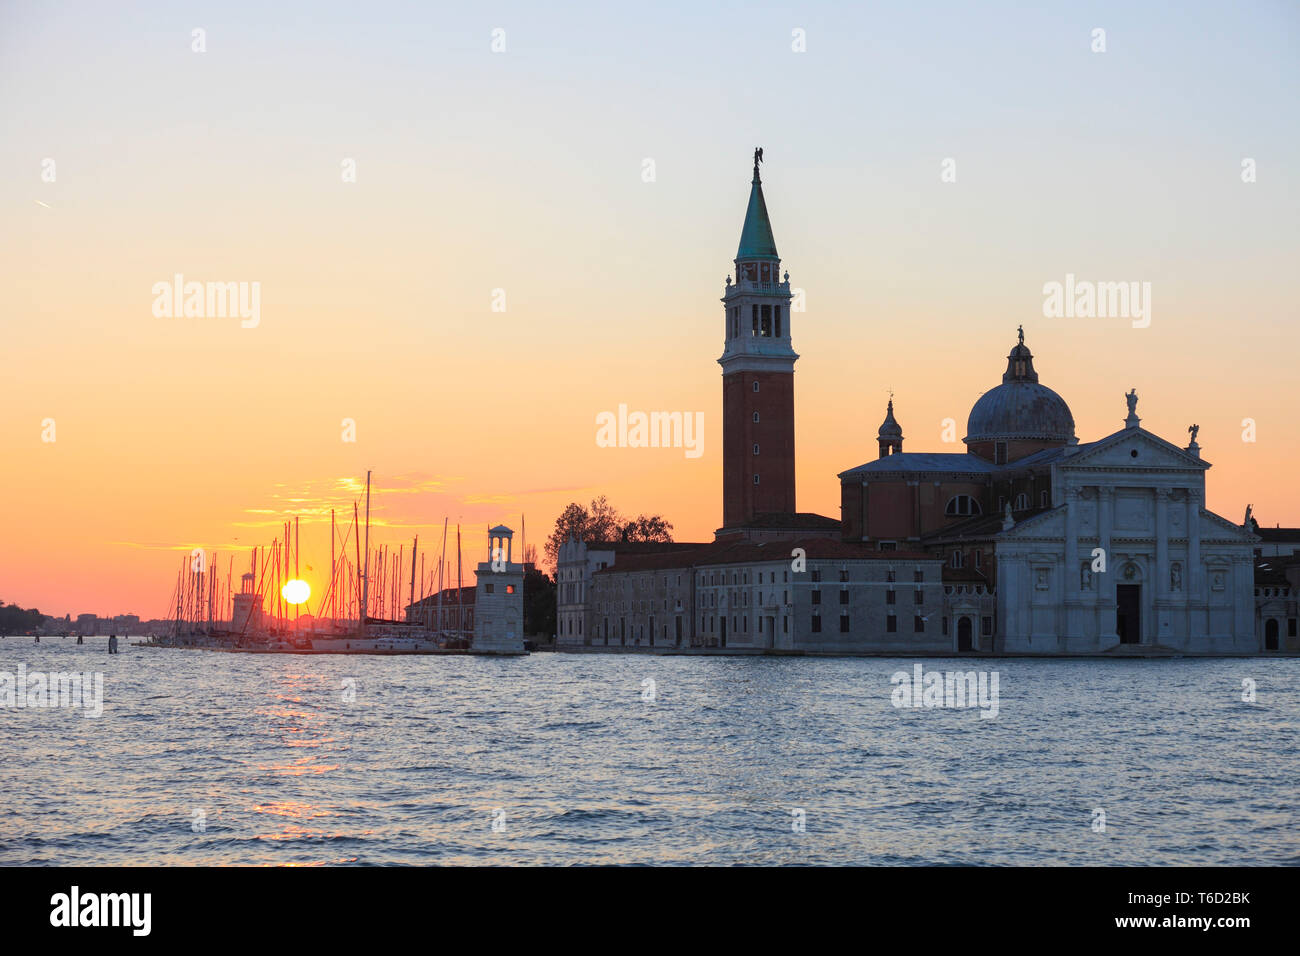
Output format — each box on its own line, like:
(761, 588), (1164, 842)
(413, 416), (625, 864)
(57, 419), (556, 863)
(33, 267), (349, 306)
(736, 157), (779, 261)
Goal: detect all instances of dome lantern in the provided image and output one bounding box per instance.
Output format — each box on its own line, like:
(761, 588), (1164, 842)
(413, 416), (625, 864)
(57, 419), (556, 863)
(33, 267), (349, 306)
(877, 396), (904, 458)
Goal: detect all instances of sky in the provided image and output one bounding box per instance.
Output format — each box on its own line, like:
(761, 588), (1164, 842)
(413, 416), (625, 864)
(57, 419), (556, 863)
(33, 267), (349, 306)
(1, 0), (1297, 617)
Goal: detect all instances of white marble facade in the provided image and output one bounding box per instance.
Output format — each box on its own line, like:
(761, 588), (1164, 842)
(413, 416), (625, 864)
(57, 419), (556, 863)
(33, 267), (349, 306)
(996, 425), (1257, 654)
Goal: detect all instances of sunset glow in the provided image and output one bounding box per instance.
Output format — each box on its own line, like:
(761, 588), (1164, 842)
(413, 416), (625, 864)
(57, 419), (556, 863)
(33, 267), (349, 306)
(1, 2), (1296, 622)
(281, 580), (311, 607)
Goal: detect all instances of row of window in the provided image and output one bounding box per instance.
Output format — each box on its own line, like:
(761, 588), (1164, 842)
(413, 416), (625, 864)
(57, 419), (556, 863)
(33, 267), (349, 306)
(694, 568), (927, 586)
(812, 589), (926, 605)
(604, 586), (938, 613)
(944, 491), (1050, 517)
(588, 612), (997, 641)
(950, 550), (983, 569)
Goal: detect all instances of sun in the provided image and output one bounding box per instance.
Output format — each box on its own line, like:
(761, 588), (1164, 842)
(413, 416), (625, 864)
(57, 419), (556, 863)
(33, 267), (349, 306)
(281, 579), (311, 605)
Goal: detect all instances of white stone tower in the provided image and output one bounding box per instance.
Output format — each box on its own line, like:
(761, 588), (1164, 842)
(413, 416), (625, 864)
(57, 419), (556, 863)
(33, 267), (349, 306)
(472, 525), (526, 654)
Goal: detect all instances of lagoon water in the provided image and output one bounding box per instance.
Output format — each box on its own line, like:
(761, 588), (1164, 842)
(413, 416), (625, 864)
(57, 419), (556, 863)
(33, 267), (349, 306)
(2, 638), (1296, 865)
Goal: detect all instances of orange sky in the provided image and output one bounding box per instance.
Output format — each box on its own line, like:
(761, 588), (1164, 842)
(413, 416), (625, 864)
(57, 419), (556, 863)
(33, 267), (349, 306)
(2, 2), (1297, 617)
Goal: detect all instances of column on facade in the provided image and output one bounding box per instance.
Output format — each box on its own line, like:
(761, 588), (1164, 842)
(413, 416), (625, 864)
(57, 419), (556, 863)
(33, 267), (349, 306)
(1098, 487), (1115, 635)
(1187, 490), (1201, 594)
(1020, 560), (1032, 643)
(1155, 487), (1169, 599)
(1064, 486), (1079, 597)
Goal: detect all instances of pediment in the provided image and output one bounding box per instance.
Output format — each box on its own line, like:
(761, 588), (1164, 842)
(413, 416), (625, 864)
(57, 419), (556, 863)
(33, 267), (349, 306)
(1061, 427), (1208, 472)
(1199, 508), (1258, 542)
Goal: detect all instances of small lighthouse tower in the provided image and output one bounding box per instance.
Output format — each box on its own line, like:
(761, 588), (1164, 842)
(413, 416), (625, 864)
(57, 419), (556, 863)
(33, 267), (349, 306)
(231, 572), (262, 635)
(472, 525), (526, 654)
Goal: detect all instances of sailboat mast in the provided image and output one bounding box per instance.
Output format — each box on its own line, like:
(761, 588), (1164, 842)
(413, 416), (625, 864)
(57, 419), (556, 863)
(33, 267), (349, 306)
(361, 470), (371, 637)
(437, 518), (448, 635)
(353, 501), (362, 627)
(409, 535), (418, 621)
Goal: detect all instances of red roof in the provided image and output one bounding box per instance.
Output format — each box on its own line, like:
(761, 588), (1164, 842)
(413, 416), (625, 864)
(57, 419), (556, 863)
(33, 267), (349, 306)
(716, 512), (842, 532)
(585, 540), (709, 554)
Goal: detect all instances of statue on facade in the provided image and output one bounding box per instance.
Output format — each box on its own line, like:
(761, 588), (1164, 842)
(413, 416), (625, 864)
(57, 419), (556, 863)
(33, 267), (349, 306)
(1188, 423), (1199, 444)
(1170, 564), (1182, 591)
(1125, 388), (1138, 415)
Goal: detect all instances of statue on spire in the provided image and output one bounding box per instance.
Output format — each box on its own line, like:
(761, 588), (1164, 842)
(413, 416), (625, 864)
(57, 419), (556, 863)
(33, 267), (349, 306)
(753, 146), (764, 166)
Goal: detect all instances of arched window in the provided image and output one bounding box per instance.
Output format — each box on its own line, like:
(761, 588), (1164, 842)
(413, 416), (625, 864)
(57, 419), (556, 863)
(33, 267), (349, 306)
(752, 381), (760, 392)
(752, 411), (760, 423)
(945, 495), (982, 517)
(753, 443), (760, 455)
(1014, 493), (1029, 511)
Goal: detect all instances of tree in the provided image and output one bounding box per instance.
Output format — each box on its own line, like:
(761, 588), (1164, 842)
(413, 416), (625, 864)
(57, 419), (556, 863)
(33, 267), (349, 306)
(0, 601), (44, 635)
(621, 514), (674, 543)
(544, 497), (674, 569)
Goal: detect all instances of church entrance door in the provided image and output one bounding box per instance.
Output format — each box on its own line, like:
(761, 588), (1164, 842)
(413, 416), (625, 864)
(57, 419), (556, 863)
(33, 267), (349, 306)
(957, 616), (973, 651)
(1117, 585), (1141, 644)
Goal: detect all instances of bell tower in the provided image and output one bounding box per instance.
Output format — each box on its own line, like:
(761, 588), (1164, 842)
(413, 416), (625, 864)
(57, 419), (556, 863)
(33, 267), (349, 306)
(719, 149), (798, 529)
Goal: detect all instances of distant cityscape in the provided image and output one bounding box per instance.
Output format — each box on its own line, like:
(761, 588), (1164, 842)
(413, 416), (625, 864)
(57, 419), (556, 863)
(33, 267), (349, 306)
(1, 608), (166, 638)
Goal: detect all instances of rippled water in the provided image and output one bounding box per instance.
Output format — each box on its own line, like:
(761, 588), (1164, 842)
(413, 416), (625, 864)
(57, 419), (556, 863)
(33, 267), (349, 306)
(1, 638), (1296, 865)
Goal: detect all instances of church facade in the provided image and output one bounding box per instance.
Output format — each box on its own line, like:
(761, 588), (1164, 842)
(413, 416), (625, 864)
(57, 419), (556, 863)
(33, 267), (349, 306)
(838, 331), (1260, 653)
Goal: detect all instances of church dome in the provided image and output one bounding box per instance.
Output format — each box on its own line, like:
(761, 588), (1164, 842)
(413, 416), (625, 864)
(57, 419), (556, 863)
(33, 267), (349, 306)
(965, 331), (1076, 444)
